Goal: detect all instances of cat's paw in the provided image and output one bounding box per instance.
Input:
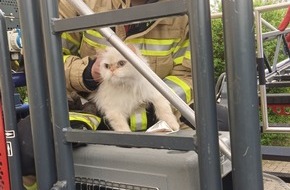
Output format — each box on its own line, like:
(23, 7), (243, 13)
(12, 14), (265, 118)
(114, 128), (132, 132)
(111, 124), (132, 132)
(166, 119), (180, 131)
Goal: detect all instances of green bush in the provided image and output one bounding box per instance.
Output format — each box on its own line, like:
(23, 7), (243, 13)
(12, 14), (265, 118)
(261, 133), (290, 146)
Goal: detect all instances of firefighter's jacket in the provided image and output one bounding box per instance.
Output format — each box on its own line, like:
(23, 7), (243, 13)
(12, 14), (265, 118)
(59, 0), (193, 131)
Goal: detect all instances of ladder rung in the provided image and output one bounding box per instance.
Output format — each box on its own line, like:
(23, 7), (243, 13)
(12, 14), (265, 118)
(266, 81), (290, 88)
(52, 0), (188, 33)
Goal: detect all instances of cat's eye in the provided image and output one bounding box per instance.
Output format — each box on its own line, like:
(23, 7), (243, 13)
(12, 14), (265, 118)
(118, 60), (126, 67)
(104, 63), (109, 69)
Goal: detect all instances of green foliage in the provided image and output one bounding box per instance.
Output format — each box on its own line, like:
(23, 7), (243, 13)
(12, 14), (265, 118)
(261, 133), (290, 146)
(16, 86), (28, 103)
(211, 18), (225, 81)
(211, 0), (288, 80)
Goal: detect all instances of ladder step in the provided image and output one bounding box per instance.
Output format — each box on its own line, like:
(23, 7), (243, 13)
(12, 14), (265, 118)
(261, 145), (290, 161)
(265, 93), (290, 104)
(273, 75), (290, 81)
(266, 81), (290, 88)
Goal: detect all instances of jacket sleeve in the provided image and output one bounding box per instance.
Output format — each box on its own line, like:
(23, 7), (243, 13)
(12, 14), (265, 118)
(59, 0), (99, 93)
(64, 55), (89, 92)
(163, 37), (193, 105)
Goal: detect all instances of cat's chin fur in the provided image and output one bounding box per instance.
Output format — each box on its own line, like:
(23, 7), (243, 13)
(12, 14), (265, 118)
(89, 46), (180, 132)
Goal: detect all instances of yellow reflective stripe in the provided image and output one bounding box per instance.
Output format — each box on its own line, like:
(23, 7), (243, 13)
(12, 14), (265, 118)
(61, 33), (80, 55)
(164, 76), (191, 103)
(86, 29), (104, 38)
(173, 56), (183, 65)
(83, 34), (107, 49)
(130, 109), (147, 131)
(184, 50), (191, 59)
(140, 49), (174, 56)
(83, 30), (109, 48)
(126, 38), (180, 56)
(23, 182), (37, 190)
(63, 55), (70, 62)
(61, 33), (80, 46)
(62, 48), (71, 55)
(69, 112), (101, 130)
(173, 50), (191, 65)
(180, 39), (190, 48)
(83, 31), (182, 56)
(126, 38), (180, 45)
(173, 39), (190, 65)
(130, 115), (137, 131)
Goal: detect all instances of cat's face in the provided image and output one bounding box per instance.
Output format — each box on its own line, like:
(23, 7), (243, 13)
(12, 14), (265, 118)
(98, 47), (139, 84)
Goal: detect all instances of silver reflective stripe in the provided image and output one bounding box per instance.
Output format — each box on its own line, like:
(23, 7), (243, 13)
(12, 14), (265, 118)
(84, 30), (182, 57)
(173, 45), (188, 60)
(62, 38), (79, 54)
(130, 108), (147, 131)
(133, 42), (176, 52)
(164, 78), (186, 102)
(83, 31), (111, 46)
(134, 112), (144, 131)
(172, 39), (190, 65)
(127, 39), (181, 56)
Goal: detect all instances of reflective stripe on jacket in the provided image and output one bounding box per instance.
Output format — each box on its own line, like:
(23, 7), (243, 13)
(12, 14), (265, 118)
(69, 112), (101, 130)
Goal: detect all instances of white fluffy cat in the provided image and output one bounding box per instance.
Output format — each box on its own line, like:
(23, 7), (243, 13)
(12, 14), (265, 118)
(89, 45), (180, 132)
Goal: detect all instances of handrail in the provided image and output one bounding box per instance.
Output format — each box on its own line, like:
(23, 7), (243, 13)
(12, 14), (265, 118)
(254, 3), (290, 133)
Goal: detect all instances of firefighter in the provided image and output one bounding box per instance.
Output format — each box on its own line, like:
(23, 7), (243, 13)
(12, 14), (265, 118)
(22, 0), (229, 189)
(60, 0), (229, 131)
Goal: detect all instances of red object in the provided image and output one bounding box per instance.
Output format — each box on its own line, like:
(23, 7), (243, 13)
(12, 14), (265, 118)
(0, 101), (11, 190)
(286, 33), (290, 42)
(278, 6), (290, 31)
(267, 104), (290, 116)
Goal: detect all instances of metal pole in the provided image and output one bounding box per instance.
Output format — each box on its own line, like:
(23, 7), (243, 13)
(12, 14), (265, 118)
(16, 0), (57, 189)
(188, 0), (222, 189)
(0, 10), (23, 190)
(222, 0), (263, 189)
(39, 0), (75, 189)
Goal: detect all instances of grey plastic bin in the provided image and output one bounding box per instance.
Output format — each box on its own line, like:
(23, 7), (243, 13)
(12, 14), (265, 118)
(73, 129), (232, 190)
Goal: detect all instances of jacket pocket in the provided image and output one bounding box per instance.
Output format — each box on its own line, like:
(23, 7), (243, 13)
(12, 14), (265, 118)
(155, 55), (174, 79)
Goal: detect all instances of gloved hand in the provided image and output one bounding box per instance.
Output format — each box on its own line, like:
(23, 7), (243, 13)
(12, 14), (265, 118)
(91, 58), (101, 82)
(82, 58), (100, 91)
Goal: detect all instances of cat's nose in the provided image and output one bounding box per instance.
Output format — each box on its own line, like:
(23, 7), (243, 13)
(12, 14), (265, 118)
(110, 65), (116, 72)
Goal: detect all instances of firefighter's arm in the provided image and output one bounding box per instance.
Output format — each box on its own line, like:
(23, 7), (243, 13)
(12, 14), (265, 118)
(64, 55), (99, 93)
(59, 0), (82, 55)
(164, 38), (193, 105)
